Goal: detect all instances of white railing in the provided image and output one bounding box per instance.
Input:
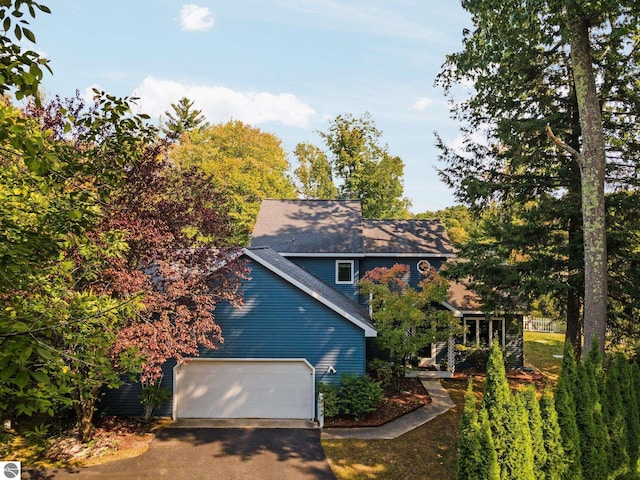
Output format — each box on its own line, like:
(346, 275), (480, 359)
(523, 316), (561, 332)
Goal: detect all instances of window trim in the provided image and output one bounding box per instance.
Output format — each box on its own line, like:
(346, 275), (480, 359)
(463, 317), (506, 347)
(417, 259), (431, 274)
(335, 260), (354, 284)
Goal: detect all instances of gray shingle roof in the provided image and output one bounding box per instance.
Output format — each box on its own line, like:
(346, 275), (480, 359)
(250, 199), (453, 257)
(444, 280), (483, 316)
(243, 247), (376, 337)
(250, 199), (364, 254)
(363, 219), (454, 256)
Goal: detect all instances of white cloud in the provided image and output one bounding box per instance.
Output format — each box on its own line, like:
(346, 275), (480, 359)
(413, 96), (434, 111)
(179, 4), (215, 31)
(131, 76), (316, 128)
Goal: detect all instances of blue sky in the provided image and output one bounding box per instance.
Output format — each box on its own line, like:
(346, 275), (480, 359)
(31, 1), (472, 213)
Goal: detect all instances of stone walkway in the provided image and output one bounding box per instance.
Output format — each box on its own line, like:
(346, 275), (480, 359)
(321, 377), (456, 440)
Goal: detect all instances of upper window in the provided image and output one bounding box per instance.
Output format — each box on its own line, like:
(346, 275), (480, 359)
(417, 259), (432, 274)
(336, 260), (354, 284)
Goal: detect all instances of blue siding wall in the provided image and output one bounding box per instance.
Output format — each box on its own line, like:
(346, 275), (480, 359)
(205, 260), (366, 382)
(100, 259), (367, 417)
(361, 257), (446, 290)
(288, 257), (360, 300)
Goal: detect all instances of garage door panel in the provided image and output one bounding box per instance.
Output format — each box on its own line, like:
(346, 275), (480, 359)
(175, 360), (314, 419)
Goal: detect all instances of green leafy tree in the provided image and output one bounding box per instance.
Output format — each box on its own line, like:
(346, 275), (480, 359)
(293, 142), (337, 199)
(318, 112), (411, 219)
(416, 205), (477, 246)
(162, 97), (208, 142)
(456, 379), (500, 480)
(539, 389), (568, 480)
(437, 0), (640, 358)
(0, 0), (52, 102)
(481, 341), (535, 480)
(169, 120), (297, 244)
(359, 263), (455, 391)
(1, 88), (159, 441)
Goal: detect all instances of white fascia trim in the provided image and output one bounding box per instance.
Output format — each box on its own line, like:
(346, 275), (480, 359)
(279, 252), (365, 258)
(442, 301), (463, 318)
(243, 249), (377, 337)
(364, 253), (455, 258)
(442, 301), (488, 317)
(176, 357), (314, 369)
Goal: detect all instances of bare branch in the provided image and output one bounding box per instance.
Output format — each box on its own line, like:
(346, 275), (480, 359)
(545, 124), (583, 165)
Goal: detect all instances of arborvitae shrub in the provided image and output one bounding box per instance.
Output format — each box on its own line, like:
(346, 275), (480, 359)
(575, 362), (608, 479)
(520, 386), (546, 480)
(539, 388), (567, 480)
(617, 355), (640, 478)
(481, 342), (534, 480)
(456, 379), (499, 480)
(605, 355), (630, 479)
(555, 345), (582, 480)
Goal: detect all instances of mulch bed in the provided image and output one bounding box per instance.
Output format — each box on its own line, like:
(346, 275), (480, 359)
(324, 377), (431, 428)
(45, 417), (161, 465)
(451, 367), (546, 388)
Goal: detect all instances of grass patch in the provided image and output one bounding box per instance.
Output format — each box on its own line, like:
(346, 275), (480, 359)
(323, 332), (566, 480)
(523, 331), (565, 386)
(322, 380), (471, 480)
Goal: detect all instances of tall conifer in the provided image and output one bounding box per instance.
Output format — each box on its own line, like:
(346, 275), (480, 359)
(539, 389), (567, 480)
(520, 386), (547, 480)
(575, 363), (608, 479)
(457, 379), (500, 480)
(631, 362), (640, 477)
(481, 342), (534, 480)
(605, 354), (630, 479)
(618, 356), (640, 478)
(555, 344), (582, 480)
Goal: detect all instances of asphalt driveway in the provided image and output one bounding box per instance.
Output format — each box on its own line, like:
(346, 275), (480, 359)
(24, 428), (335, 480)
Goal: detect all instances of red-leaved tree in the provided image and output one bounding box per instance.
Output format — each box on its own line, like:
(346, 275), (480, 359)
(27, 93), (249, 432)
(102, 143), (250, 417)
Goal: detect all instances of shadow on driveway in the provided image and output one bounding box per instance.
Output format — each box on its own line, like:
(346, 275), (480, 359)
(24, 428), (335, 480)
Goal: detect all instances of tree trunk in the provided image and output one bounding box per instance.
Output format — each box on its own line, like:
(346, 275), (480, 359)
(565, 164), (583, 357)
(72, 390), (97, 443)
(565, 285), (582, 358)
(566, 8), (608, 360)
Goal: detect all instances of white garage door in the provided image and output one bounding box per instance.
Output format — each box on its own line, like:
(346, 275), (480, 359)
(174, 359), (315, 419)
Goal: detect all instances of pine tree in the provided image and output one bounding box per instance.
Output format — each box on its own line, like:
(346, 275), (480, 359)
(539, 389), (568, 480)
(481, 342), (535, 480)
(520, 386), (547, 480)
(605, 354), (630, 479)
(555, 344), (582, 480)
(162, 97), (208, 142)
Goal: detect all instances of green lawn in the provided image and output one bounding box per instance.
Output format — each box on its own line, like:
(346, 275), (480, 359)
(322, 379), (468, 480)
(323, 330), (567, 480)
(523, 330), (565, 385)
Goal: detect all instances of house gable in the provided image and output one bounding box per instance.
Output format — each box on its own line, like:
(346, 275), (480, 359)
(243, 247), (375, 337)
